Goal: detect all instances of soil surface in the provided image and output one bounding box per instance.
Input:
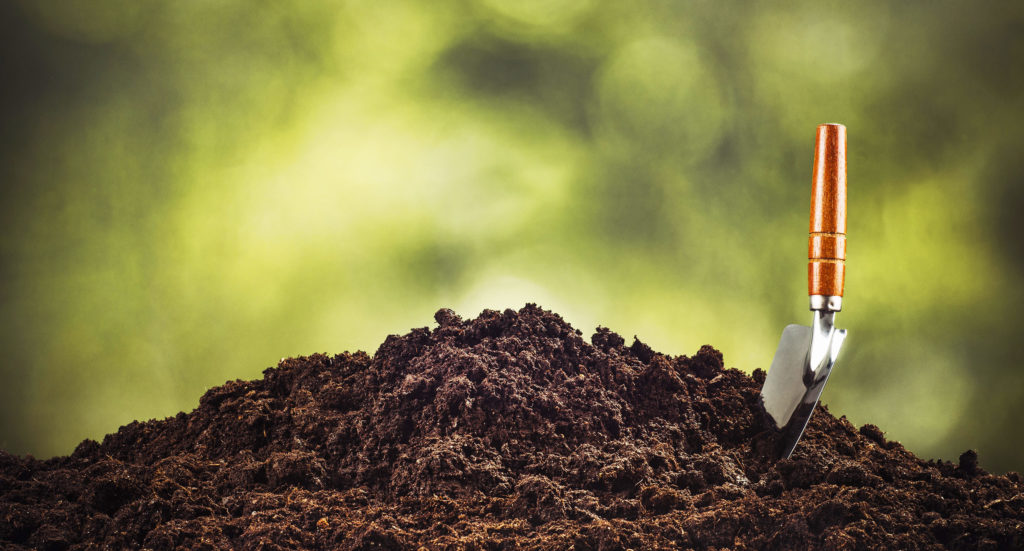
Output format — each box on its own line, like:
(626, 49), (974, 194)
(1, 305), (1022, 550)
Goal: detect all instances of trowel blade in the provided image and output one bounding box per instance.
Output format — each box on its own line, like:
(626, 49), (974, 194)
(761, 320), (846, 458)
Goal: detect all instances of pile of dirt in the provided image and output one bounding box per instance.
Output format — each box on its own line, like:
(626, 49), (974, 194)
(1, 305), (1022, 549)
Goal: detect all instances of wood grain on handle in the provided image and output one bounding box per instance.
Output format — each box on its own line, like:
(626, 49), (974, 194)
(808, 124), (847, 297)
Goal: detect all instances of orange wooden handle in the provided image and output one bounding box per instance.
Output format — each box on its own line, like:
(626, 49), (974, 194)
(808, 124), (847, 297)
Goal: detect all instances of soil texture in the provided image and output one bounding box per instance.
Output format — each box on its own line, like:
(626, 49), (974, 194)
(1, 305), (1022, 549)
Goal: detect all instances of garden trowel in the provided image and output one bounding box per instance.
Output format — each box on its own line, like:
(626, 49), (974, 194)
(761, 123), (848, 459)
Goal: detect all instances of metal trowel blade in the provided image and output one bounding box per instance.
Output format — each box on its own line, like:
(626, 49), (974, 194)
(761, 313), (846, 458)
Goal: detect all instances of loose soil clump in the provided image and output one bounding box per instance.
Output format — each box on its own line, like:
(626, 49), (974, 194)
(1, 305), (1022, 549)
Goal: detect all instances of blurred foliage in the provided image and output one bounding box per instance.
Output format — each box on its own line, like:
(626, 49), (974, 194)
(1, 0), (1023, 472)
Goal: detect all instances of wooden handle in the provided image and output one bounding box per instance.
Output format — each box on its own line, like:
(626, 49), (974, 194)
(808, 123), (847, 297)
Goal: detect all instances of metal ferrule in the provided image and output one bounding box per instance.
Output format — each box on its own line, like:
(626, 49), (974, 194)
(809, 295), (842, 312)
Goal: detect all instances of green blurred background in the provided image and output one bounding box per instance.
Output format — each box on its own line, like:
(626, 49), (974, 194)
(2, 1), (1023, 472)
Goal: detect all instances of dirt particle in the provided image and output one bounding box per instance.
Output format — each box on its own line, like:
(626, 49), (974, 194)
(859, 423), (886, 444)
(958, 449), (981, 477)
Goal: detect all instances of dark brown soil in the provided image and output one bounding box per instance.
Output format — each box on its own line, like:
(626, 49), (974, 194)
(1, 305), (1022, 550)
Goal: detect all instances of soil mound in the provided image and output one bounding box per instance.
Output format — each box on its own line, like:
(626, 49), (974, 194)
(1, 305), (1022, 549)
